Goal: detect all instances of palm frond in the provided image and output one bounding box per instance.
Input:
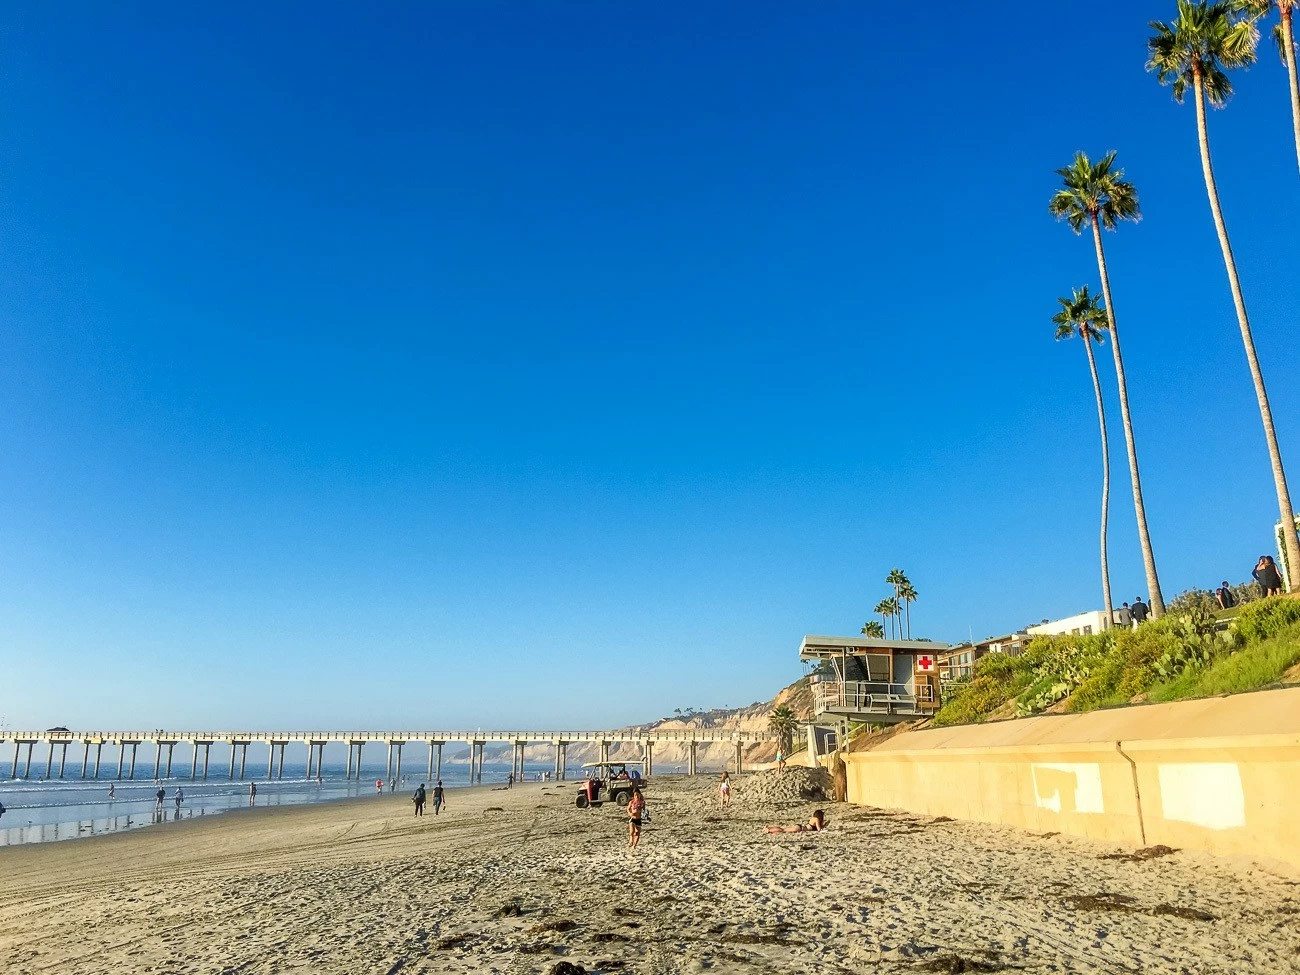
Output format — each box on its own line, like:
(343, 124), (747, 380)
(1149, 1), (1257, 106)
(1052, 286), (1109, 343)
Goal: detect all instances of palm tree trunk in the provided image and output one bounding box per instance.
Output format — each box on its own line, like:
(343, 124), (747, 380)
(1090, 216), (1166, 617)
(1193, 70), (1300, 592)
(1283, 5), (1300, 176)
(904, 599), (911, 640)
(1083, 335), (1114, 627)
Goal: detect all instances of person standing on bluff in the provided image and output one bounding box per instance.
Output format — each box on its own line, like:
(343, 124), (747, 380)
(1215, 581), (1238, 611)
(1254, 556), (1284, 598)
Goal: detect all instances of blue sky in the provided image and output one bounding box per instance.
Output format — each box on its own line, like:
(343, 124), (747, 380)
(1, 1), (1297, 730)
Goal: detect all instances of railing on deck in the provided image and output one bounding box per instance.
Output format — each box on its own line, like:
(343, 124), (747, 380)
(812, 679), (920, 716)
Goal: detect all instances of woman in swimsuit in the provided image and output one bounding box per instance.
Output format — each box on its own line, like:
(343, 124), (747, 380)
(764, 809), (826, 834)
(627, 788), (646, 849)
(719, 770), (731, 807)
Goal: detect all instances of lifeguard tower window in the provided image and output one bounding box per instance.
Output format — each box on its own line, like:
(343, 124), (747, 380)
(843, 654), (891, 682)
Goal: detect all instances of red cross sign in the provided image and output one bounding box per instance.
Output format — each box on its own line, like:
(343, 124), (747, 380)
(917, 655), (934, 672)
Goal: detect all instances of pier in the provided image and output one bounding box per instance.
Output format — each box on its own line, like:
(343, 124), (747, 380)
(4, 728), (770, 783)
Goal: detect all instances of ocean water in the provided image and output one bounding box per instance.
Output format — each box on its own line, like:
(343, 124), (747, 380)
(0, 757), (557, 847)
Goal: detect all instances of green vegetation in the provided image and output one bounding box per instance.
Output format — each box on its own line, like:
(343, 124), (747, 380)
(768, 705), (798, 753)
(932, 597), (1300, 727)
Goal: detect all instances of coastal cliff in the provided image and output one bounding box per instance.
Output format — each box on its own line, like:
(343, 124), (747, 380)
(495, 676), (811, 772)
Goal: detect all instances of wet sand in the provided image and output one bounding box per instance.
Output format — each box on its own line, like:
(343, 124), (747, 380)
(1, 774), (1297, 974)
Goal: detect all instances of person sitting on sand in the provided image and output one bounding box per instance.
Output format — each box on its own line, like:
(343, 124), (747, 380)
(764, 809), (826, 834)
(719, 770), (731, 807)
(627, 787), (646, 849)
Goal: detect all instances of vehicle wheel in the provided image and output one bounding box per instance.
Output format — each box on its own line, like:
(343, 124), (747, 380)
(575, 794), (589, 809)
(615, 791), (630, 807)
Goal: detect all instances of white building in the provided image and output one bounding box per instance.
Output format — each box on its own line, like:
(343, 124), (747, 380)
(1028, 607), (1130, 638)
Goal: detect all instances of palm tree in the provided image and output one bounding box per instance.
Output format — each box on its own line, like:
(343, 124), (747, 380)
(768, 705), (798, 754)
(1236, 1), (1300, 173)
(860, 620), (885, 638)
(1149, 1), (1300, 590)
(898, 580), (918, 639)
(1050, 151), (1166, 617)
(1053, 287), (1115, 626)
(885, 569), (908, 637)
(873, 598), (894, 639)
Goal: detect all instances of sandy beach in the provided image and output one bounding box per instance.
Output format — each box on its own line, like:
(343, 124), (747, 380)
(1, 772), (1297, 974)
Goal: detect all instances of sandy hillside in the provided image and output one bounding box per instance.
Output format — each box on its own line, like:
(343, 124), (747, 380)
(1, 770), (1297, 974)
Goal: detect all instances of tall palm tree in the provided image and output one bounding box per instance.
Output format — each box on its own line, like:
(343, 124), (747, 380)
(898, 581), (918, 639)
(860, 620), (885, 638)
(1049, 151), (1166, 617)
(1235, 1), (1300, 173)
(873, 598), (896, 639)
(1053, 287), (1115, 626)
(886, 569), (909, 638)
(1149, 1), (1300, 590)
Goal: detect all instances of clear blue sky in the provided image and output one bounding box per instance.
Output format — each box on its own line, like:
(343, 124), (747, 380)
(2, 2), (1297, 731)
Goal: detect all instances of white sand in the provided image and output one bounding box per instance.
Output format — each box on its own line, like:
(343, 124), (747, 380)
(1, 774), (1297, 974)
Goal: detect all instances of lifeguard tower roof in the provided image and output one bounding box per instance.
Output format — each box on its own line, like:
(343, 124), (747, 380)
(799, 635), (951, 659)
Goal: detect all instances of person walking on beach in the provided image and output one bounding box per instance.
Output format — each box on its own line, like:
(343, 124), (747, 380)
(108, 784), (115, 800)
(375, 778), (383, 795)
(154, 787), (166, 813)
(173, 788), (183, 812)
(432, 780), (444, 815)
(719, 771), (732, 807)
(776, 748), (786, 775)
(507, 771), (514, 788)
(1254, 556), (1284, 597)
(626, 787), (646, 849)
(1130, 596), (1150, 628)
(249, 782), (257, 805)
(413, 783), (426, 816)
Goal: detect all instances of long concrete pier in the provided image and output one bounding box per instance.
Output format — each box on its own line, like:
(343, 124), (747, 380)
(4, 729), (769, 783)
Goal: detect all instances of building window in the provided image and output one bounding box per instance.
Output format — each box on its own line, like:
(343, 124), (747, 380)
(1083, 625), (1093, 636)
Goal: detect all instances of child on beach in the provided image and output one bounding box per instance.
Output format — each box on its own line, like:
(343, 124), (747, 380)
(719, 771), (731, 807)
(764, 809), (826, 835)
(627, 787), (645, 849)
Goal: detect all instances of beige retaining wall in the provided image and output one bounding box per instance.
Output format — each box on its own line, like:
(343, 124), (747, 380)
(844, 686), (1300, 868)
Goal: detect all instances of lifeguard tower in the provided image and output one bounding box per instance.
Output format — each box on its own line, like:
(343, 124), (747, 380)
(799, 634), (950, 756)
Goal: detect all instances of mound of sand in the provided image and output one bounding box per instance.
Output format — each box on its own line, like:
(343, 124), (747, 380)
(735, 766), (829, 803)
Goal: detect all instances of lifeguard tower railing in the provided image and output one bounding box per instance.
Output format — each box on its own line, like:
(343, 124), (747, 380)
(811, 678), (933, 718)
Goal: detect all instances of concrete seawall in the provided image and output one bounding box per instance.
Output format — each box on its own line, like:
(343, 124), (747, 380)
(844, 686), (1300, 869)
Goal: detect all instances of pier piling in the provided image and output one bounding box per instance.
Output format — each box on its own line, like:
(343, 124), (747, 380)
(81, 741), (91, 779)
